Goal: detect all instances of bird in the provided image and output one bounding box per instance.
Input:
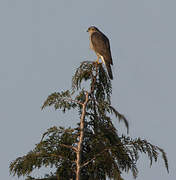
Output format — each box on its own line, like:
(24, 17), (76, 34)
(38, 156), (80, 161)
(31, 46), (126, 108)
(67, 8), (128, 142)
(87, 26), (113, 80)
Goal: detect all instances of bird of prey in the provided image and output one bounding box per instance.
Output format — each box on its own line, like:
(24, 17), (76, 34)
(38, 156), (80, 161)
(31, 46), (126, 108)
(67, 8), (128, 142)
(87, 26), (113, 80)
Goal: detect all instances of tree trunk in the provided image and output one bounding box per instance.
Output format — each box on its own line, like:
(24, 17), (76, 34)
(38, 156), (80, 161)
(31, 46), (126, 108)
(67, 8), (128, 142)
(76, 92), (89, 180)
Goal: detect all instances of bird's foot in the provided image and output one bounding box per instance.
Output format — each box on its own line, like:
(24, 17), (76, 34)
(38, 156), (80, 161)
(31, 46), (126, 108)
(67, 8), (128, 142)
(95, 59), (102, 64)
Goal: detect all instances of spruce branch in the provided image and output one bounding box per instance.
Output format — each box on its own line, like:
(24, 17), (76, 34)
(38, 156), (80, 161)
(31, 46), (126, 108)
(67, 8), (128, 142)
(109, 105), (129, 133)
(41, 90), (79, 111)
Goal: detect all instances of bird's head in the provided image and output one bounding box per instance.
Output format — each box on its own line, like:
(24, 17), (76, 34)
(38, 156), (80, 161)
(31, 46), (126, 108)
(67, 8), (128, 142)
(87, 26), (99, 33)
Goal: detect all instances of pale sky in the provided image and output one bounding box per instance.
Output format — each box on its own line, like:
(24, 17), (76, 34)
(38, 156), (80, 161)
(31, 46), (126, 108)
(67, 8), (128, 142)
(0, 0), (175, 179)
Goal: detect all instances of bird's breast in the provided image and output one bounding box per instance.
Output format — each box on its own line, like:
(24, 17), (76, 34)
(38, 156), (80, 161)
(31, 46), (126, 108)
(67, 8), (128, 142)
(89, 36), (94, 50)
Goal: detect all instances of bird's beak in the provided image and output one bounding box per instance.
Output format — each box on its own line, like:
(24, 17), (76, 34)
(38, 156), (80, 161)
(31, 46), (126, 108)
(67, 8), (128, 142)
(86, 29), (89, 32)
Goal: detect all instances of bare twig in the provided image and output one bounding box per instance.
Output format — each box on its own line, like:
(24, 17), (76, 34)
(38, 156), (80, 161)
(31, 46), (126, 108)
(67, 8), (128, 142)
(35, 152), (66, 160)
(60, 143), (77, 152)
(80, 147), (110, 168)
(61, 97), (83, 106)
(81, 143), (125, 168)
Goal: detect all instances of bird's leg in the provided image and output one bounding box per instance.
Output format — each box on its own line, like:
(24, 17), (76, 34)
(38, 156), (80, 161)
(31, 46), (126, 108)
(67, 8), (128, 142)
(95, 56), (102, 64)
(96, 56), (99, 64)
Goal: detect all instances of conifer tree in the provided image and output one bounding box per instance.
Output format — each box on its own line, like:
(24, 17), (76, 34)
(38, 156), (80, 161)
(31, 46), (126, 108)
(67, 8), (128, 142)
(9, 61), (169, 180)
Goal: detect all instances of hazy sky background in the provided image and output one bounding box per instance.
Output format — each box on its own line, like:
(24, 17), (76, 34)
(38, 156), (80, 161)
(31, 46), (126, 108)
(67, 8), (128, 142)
(0, 0), (175, 179)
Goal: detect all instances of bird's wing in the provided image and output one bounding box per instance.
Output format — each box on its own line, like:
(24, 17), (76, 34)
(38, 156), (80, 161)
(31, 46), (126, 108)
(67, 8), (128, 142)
(91, 32), (113, 65)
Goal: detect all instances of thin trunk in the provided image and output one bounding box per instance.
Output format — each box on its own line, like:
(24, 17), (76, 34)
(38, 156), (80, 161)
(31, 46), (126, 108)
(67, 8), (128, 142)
(76, 92), (89, 180)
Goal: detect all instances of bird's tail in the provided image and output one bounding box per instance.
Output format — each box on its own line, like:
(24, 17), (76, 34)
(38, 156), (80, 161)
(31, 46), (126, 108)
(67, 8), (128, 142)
(105, 63), (113, 80)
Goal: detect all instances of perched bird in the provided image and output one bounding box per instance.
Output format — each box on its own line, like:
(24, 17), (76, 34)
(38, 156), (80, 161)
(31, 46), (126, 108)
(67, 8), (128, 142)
(87, 26), (113, 80)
